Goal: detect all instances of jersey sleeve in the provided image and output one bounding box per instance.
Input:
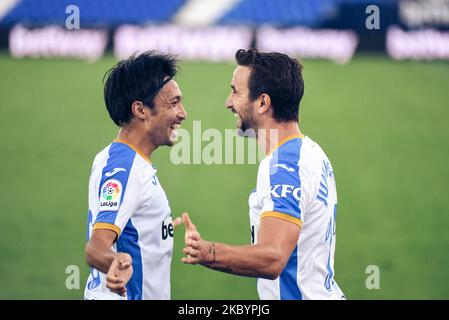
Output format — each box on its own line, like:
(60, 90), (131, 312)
(93, 150), (141, 238)
(259, 161), (305, 228)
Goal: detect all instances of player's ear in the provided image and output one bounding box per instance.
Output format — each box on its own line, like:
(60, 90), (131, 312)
(257, 93), (271, 115)
(131, 101), (147, 120)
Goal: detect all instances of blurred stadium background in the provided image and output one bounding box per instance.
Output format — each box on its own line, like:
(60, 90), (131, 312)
(0, 0), (448, 299)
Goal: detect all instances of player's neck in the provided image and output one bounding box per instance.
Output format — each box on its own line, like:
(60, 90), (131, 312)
(258, 121), (304, 155)
(116, 128), (156, 161)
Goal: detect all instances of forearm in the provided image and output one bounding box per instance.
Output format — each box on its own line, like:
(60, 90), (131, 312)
(85, 241), (118, 274)
(200, 241), (282, 280)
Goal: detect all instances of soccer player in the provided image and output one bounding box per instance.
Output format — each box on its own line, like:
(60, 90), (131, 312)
(181, 49), (345, 300)
(84, 51), (187, 300)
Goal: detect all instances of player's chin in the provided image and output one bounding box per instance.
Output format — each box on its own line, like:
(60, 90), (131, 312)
(237, 119), (249, 132)
(165, 139), (175, 147)
(165, 135), (176, 146)
(164, 135), (175, 146)
(165, 128), (178, 146)
(237, 121), (256, 138)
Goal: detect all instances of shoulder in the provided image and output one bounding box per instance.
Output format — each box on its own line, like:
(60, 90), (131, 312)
(278, 137), (303, 162)
(97, 142), (152, 188)
(105, 142), (139, 168)
(101, 142), (153, 174)
(299, 137), (333, 172)
(91, 144), (111, 168)
(266, 138), (303, 175)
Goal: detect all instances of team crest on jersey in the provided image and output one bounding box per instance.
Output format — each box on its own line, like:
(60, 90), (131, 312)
(99, 179), (122, 211)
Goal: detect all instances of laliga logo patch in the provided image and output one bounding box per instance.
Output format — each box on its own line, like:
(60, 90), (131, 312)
(99, 179), (122, 211)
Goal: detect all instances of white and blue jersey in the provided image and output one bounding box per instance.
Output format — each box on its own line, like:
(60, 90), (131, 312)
(249, 135), (345, 300)
(84, 139), (175, 300)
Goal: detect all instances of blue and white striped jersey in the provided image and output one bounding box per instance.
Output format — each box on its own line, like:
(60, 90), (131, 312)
(84, 139), (174, 300)
(249, 135), (345, 300)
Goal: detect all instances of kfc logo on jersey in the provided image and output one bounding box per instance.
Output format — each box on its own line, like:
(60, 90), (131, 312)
(270, 184), (301, 201)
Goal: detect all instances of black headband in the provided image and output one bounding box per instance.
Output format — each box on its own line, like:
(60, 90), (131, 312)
(144, 77), (172, 105)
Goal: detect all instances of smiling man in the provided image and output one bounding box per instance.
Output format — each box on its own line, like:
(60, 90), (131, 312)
(84, 51), (187, 300)
(182, 49), (345, 300)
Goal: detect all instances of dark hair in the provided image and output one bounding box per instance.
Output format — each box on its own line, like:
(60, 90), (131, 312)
(235, 48), (304, 122)
(103, 51), (179, 126)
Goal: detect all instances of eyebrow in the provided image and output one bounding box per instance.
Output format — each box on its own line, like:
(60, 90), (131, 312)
(169, 95), (183, 102)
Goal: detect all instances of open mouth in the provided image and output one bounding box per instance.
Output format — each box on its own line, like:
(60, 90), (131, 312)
(231, 109), (241, 127)
(170, 123), (181, 140)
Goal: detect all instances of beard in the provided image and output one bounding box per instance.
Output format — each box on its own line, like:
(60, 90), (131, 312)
(237, 108), (257, 138)
(239, 115), (249, 132)
(165, 137), (175, 147)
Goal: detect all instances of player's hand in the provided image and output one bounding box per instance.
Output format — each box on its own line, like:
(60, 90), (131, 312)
(106, 253), (133, 297)
(181, 212), (212, 265)
(172, 216), (182, 228)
